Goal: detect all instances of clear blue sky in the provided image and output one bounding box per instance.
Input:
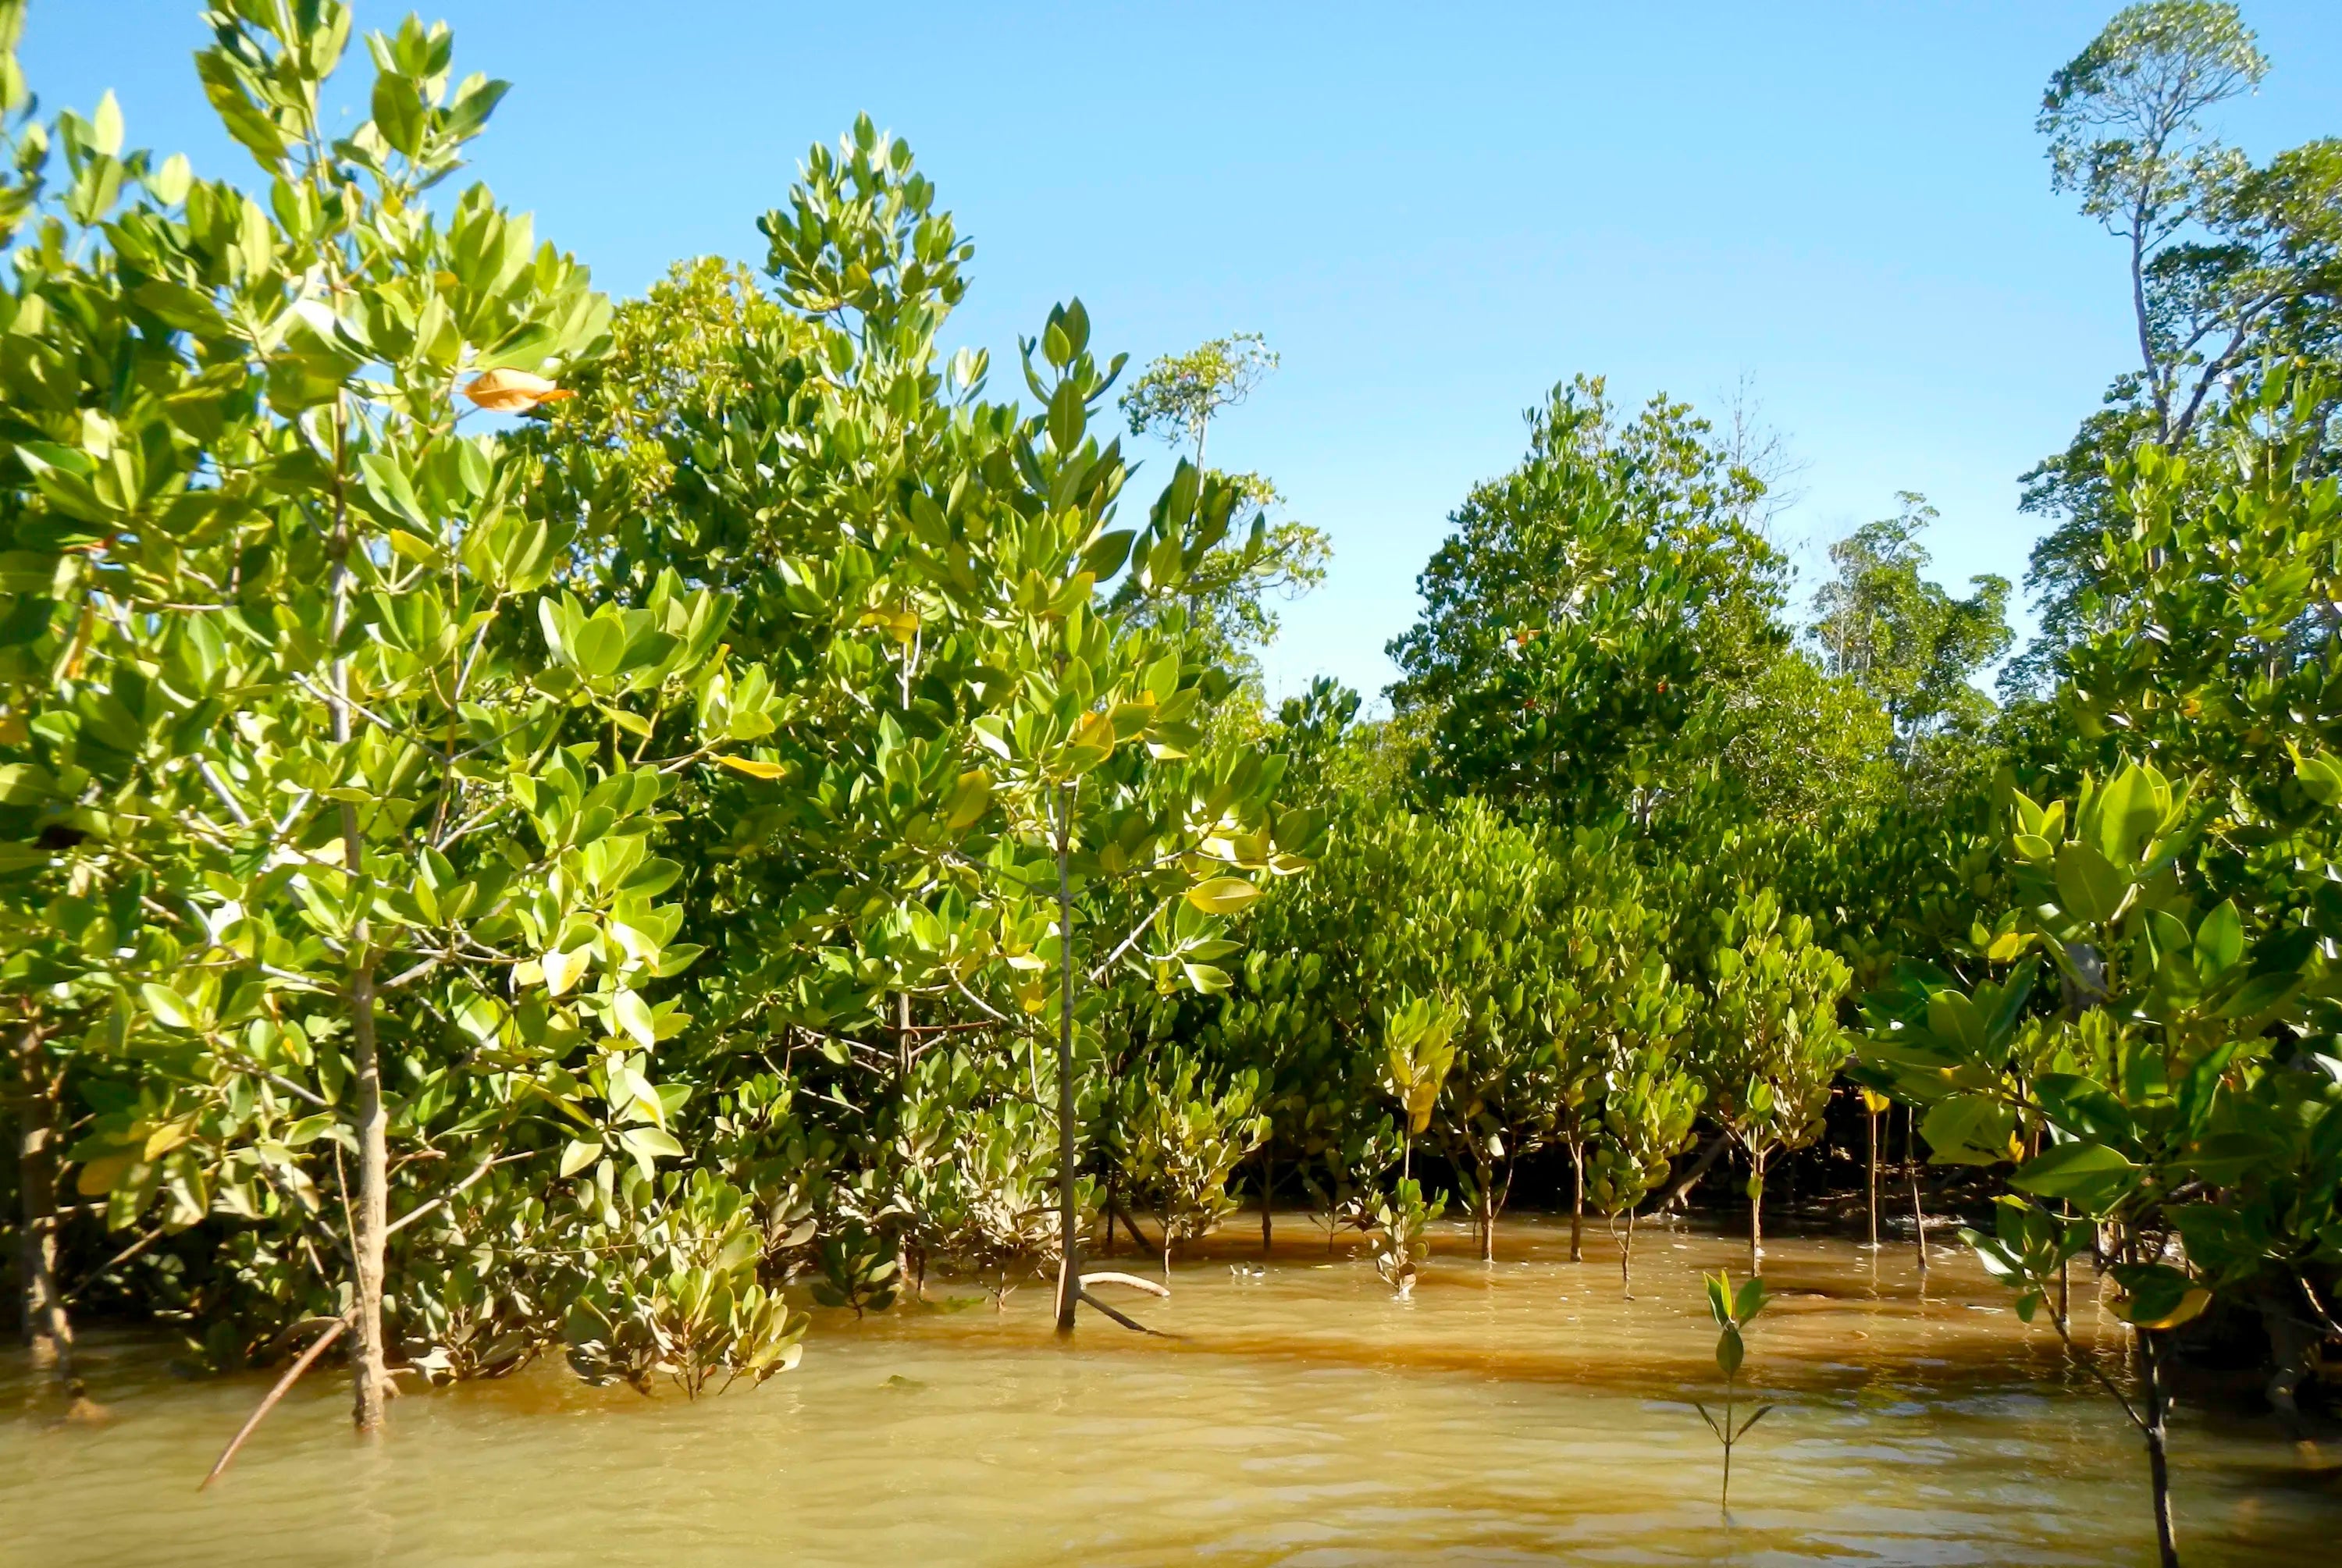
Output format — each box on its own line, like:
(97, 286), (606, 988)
(24, 2), (2342, 702)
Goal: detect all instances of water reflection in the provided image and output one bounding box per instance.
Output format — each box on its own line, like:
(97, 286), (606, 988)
(3, 1214), (2334, 1566)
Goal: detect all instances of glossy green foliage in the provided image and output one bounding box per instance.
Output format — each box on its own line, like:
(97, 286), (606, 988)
(1386, 376), (1789, 822)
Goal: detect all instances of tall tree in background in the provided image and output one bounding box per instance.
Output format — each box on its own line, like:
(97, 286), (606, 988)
(1386, 376), (1789, 824)
(2013, 0), (2341, 689)
(1116, 333), (1328, 670)
(1813, 493), (2013, 779)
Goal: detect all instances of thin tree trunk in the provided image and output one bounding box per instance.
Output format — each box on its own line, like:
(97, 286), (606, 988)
(895, 990), (913, 1289)
(1749, 1146), (1767, 1274)
(329, 399), (390, 1431)
(1620, 1207), (1635, 1299)
(1866, 1107), (1879, 1249)
(16, 1022), (72, 1382)
(346, 942), (389, 1431)
(1101, 1166), (1115, 1258)
(1260, 1150), (1272, 1257)
(2141, 1328), (2180, 1568)
(1909, 1157), (1928, 1275)
(1052, 780), (1080, 1334)
(1477, 1155), (1498, 1264)
(1569, 1140), (1585, 1264)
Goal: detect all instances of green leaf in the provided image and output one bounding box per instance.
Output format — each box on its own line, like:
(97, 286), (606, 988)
(1079, 529), (1134, 581)
(2108, 1262), (2210, 1330)
(570, 612), (626, 678)
(618, 1125), (685, 1161)
(558, 1139), (600, 1179)
(2194, 900), (2243, 976)
(2011, 1141), (2139, 1214)
(1922, 1093), (2016, 1166)
(2091, 765), (2162, 866)
(2053, 840), (2130, 926)
(140, 983), (194, 1029)
(1182, 962), (1231, 994)
(2216, 969), (2301, 1022)
(611, 989), (657, 1047)
(1715, 1323), (1744, 1378)
(0, 763), (58, 805)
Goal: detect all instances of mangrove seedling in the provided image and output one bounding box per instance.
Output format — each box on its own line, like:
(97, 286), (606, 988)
(1693, 1271), (1774, 1512)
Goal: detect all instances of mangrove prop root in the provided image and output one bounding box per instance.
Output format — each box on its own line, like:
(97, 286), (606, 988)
(1077, 1287), (1176, 1338)
(200, 1315), (351, 1492)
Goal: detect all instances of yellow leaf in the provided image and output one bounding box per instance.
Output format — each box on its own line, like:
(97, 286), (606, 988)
(714, 755), (788, 780)
(1857, 1088), (1892, 1115)
(1185, 876), (1262, 916)
(461, 368), (574, 413)
(944, 768), (992, 830)
(142, 1118), (194, 1161)
(76, 1152), (134, 1197)
(542, 946), (591, 998)
(387, 528), (440, 564)
(2125, 1287), (2213, 1331)
(1071, 710), (1117, 753)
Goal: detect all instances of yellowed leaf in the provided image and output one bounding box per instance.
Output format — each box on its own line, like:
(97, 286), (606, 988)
(461, 368), (574, 413)
(713, 755), (788, 781)
(75, 1151), (134, 1197)
(542, 946), (591, 998)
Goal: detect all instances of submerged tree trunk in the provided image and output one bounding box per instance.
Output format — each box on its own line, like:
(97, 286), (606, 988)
(1866, 1105), (1879, 1249)
(15, 1022), (73, 1383)
(1748, 1145), (1767, 1273)
(1909, 1157), (1929, 1275)
(1260, 1151), (1272, 1257)
(1569, 1140), (1585, 1264)
(1619, 1207), (1636, 1299)
(2140, 1328), (2180, 1568)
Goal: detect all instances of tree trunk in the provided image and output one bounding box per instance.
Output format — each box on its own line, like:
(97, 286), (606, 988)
(1866, 1107), (1879, 1249)
(2141, 1328), (2180, 1568)
(346, 944), (390, 1431)
(15, 1023), (72, 1382)
(1569, 1140), (1585, 1264)
(328, 403), (390, 1431)
(1748, 1145), (1767, 1273)
(1260, 1151), (1272, 1257)
(1658, 1131), (1730, 1212)
(1619, 1207), (1635, 1299)
(1475, 1155), (1498, 1264)
(1100, 1165), (1115, 1258)
(1909, 1156), (1928, 1275)
(1052, 780), (1080, 1334)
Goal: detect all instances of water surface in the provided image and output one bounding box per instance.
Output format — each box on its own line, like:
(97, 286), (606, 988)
(5, 1215), (2337, 1565)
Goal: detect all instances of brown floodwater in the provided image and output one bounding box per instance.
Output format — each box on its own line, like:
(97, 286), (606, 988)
(4, 1214), (2337, 1566)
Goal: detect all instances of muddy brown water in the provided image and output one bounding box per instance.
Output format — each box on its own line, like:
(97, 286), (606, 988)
(3, 1215), (2337, 1565)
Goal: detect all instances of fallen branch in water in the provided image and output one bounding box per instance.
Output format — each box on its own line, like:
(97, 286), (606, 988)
(1658, 1132), (1732, 1213)
(1077, 1287), (1175, 1338)
(1080, 1271), (1170, 1298)
(1109, 1200), (1159, 1255)
(199, 1314), (351, 1492)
